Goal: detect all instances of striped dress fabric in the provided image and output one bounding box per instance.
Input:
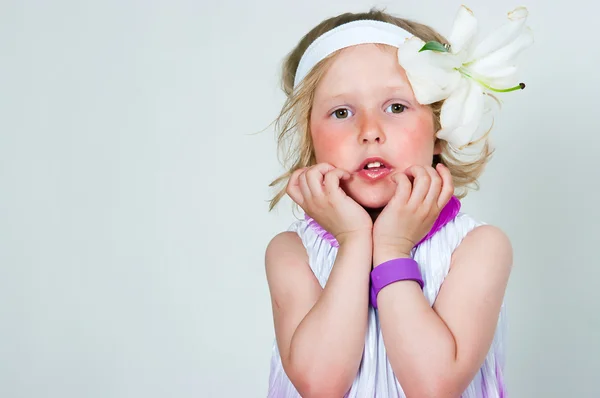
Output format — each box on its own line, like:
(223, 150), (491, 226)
(268, 211), (507, 398)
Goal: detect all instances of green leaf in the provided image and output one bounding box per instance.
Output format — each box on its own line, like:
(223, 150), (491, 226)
(419, 41), (449, 53)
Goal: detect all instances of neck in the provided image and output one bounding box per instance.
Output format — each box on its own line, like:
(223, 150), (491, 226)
(365, 206), (384, 223)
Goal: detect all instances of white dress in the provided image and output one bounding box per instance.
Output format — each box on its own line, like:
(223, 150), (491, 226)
(268, 211), (507, 398)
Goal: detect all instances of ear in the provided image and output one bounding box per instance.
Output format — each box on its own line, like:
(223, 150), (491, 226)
(433, 138), (443, 155)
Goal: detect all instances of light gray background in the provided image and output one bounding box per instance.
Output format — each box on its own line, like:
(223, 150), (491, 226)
(1, 0), (598, 397)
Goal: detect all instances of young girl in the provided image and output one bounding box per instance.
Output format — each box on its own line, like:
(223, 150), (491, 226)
(265, 5), (532, 397)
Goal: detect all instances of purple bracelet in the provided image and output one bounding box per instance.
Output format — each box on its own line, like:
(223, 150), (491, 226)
(370, 258), (424, 309)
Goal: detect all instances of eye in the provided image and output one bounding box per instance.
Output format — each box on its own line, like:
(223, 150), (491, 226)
(331, 108), (354, 119)
(386, 103), (406, 114)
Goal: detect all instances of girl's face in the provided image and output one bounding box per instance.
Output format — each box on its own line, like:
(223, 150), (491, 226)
(310, 43), (441, 209)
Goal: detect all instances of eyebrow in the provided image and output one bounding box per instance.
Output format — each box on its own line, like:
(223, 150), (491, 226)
(323, 84), (410, 102)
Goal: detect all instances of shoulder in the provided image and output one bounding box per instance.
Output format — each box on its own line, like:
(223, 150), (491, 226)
(264, 231), (321, 313)
(451, 224), (513, 273)
(265, 231), (309, 281)
(460, 224), (512, 257)
(265, 231), (307, 261)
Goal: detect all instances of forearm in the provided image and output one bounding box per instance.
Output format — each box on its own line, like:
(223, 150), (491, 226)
(377, 282), (462, 397)
(289, 233), (372, 396)
(374, 251), (462, 398)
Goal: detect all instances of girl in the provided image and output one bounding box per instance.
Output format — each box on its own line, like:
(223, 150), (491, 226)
(265, 5), (532, 398)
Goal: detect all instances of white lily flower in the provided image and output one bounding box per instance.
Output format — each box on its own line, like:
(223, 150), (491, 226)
(397, 6), (534, 149)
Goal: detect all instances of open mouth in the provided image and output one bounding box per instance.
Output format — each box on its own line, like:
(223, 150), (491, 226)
(356, 157), (392, 182)
(358, 157), (389, 171)
(363, 161), (386, 170)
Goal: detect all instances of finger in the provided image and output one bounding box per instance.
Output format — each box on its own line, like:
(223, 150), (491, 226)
(286, 168), (306, 205)
(436, 163), (455, 208)
(298, 168), (312, 202)
(390, 171), (412, 204)
(305, 163), (336, 197)
(323, 169), (351, 198)
(405, 165), (431, 206)
(423, 166), (443, 208)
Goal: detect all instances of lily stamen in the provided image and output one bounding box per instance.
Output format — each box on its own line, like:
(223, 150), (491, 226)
(458, 69), (526, 92)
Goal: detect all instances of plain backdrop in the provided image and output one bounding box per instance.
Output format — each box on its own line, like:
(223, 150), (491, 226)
(1, 0), (599, 397)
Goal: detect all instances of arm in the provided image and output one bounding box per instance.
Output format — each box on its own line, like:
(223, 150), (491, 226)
(375, 225), (513, 398)
(265, 230), (372, 398)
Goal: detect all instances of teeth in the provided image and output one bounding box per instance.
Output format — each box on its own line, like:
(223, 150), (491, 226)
(366, 162), (383, 169)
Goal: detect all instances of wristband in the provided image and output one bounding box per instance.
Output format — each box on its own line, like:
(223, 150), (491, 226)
(370, 258), (424, 309)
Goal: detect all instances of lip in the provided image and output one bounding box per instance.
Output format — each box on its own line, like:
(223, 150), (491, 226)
(356, 157), (393, 182)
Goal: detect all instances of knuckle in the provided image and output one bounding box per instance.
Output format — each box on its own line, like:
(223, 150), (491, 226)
(324, 172), (336, 185)
(288, 170), (299, 181)
(307, 167), (320, 179)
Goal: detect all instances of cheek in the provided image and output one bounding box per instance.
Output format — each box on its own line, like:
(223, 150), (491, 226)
(415, 111), (436, 140)
(390, 113), (436, 157)
(411, 110), (436, 141)
(310, 122), (350, 163)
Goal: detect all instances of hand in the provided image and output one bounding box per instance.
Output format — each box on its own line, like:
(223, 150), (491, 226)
(287, 163), (373, 245)
(372, 163), (454, 265)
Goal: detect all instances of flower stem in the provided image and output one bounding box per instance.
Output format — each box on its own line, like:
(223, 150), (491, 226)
(458, 68), (525, 92)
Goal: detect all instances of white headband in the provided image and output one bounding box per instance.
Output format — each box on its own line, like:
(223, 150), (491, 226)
(293, 20), (413, 88)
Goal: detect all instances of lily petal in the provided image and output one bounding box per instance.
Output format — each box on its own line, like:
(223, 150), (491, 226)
(468, 27), (534, 77)
(438, 79), (470, 133)
(469, 6), (529, 62)
(397, 37), (462, 104)
(448, 5), (478, 55)
(468, 66), (519, 90)
(437, 79), (485, 148)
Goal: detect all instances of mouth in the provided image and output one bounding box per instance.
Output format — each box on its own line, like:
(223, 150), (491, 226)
(357, 157), (391, 172)
(356, 157), (393, 182)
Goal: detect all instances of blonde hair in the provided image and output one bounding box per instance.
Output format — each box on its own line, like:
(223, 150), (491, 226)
(268, 8), (493, 211)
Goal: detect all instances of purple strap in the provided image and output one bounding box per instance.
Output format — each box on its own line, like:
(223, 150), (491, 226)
(370, 258), (423, 309)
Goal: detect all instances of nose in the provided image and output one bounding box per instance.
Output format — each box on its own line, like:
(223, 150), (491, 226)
(357, 112), (386, 144)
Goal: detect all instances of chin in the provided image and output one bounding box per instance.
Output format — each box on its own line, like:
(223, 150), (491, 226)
(345, 182), (396, 210)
